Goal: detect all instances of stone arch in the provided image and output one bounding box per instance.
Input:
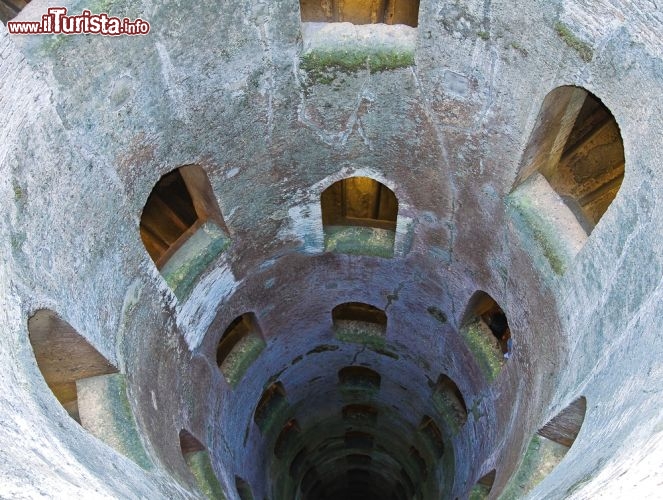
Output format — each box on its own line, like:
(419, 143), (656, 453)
(27, 309), (118, 423)
(501, 397), (587, 497)
(216, 312), (266, 388)
(321, 176), (398, 257)
(140, 164), (231, 299)
(459, 291), (511, 382)
(515, 86), (624, 233)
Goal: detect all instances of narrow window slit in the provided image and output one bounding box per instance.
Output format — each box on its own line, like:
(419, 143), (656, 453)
(275, 419), (302, 459)
(179, 430), (226, 498)
(419, 416), (445, 457)
(216, 313), (266, 387)
(432, 374), (468, 434)
(460, 291), (511, 382)
(254, 382), (289, 433)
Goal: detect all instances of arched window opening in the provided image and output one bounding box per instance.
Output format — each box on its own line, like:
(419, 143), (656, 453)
(179, 430), (226, 499)
(235, 477), (255, 500)
(300, 0), (419, 27)
(28, 311), (151, 468)
(502, 397), (587, 497)
(538, 396), (587, 447)
(342, 404), (379, 425)
(321, 176), (398, 258)
(275, 419), (302, 459)
(432, 374), (468, 434)
(419, 416), (445, 458)
(300, 467), (320, 497)
(409, 446), (428, 481)
(344, 430), (374, 450)
(332, 302), (387, 345)
(254, 382), (289, 433)
(514, 87), (624, 235)
(290, 448), (309, 478)
(460, 291), (510, 382)
(338, 366), (382, 391)
(216, 313), (266, 387)
(0, 0), (30, 23)
(27, 309), (118, 423)
(469, 469), (496, 499)
(400, 468), (415, 496)
(140, 165), (231, 299)
(332, 302), (387, 325)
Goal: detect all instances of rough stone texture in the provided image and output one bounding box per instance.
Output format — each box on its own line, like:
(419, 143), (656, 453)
(161, 222), (232, 300)
(185, 450), (227, 500)
(76, 373), (153, 470)
(0, 0), (661, 499)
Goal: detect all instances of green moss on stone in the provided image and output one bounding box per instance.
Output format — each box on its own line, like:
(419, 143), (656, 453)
(220, 334), (266, 387)
(468, 482), (492, 500)
(185, 450), (227, 499)
(161, 221), (231, 300)
(500, 434), (570, 499)
(432, 391), (466, 435)
(460, 320), (503, 382)
(39, 34), (71, 55)
(554, 22), (593, 62)
(300, 46), (414, 83)
(255, 393), (289, 435)
(12, 182), (23, 201)
(334, 320), (386, 349)
(506, 191), (574, 275)
(324, 225), (395, 258)
(76, 374), (153, 470)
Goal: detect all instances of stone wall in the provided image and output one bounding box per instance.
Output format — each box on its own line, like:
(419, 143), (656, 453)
(0, 0), (661, 498)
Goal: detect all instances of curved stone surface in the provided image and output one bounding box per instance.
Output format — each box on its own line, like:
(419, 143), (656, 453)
(0, 1), (661, 499)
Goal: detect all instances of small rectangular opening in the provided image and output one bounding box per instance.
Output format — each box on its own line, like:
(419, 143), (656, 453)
(342, 404), (379, 424)
(0, 0), (30, 23)
(300, 0), (419, 27)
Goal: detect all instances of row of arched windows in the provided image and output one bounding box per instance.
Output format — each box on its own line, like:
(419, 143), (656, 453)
(140, 87), (624, 300)
(25, 84), (618, 499)
(26, 294), (583, 500)
(139, 170), (402, 299)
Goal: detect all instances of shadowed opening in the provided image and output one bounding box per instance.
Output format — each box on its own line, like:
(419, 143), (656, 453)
(27, 309), (118, 423)
(300, 0), (419, 27)
(140, 165), (229, 268)
(216, 313), (265, 387)
(515, 86), (625, 234)
(0, 0), (29, 23)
